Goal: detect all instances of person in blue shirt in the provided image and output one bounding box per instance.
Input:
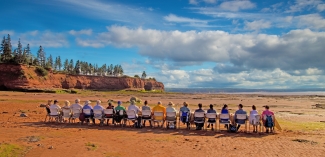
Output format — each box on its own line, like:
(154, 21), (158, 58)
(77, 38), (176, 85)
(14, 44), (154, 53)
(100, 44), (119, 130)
(234, 104), (248, 131)
(82, 100), (95, 124)
(220, 104), (230, 129)
(194, 103), (205, 130)
(206, 104), (216, 130)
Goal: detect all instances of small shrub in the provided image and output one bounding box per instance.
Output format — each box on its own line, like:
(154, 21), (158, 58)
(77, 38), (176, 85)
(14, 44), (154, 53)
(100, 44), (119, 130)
(35, 67), (48, 76)
(85, 142), (97, 151)
(0, 143), (24, 157)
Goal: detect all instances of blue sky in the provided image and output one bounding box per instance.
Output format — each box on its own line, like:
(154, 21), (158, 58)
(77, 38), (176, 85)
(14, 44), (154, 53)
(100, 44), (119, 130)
(1, 0), (325, 89)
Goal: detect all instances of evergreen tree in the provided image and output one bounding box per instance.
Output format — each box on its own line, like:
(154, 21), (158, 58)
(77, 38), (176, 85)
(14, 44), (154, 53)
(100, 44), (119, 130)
(16, 39), (23, 63)
(46, 54), (53, 69)
(118, 65), (124, 75)
(63, 59), (69, 71)
(24, 44), (31, 64)
(108, 64), (113, 75)
(1, 34), (13, 62)
(69, 59), (74, 73)
(141, 71), (147, 79)
(0, 36), (5, 54)
(37, 46), (46, 67)
(75, 60), (81, 74)
(57, 56), (62, 70)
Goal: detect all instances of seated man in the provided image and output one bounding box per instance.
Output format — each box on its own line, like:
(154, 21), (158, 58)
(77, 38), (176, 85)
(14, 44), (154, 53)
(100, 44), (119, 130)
(115, 101), (126, 124)
(49, 100), (61, 121)
(141, 100), (152, 127)
(128, 100), (140, 126)
(261, 105), (275, 133)
(152, 101), (166, 127)
(82, 100), (95, 124)
(194, 103), (205, 130)
(234, 104), (247, 131)
(70, 99), (83, 111)
(206, 104), (216, 130)
(105, 102), (115, 124)
(166, 102), (177, 128)
(179, 102), (191, 128)
(93, 100), (104, 124)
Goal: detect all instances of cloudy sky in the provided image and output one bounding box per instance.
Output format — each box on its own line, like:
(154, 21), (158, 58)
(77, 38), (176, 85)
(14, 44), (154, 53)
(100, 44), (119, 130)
(1, 0), (325, 89)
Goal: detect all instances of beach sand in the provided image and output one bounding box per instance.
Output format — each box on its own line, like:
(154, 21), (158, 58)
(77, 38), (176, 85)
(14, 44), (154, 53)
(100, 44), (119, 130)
(0, 91), (324, 156)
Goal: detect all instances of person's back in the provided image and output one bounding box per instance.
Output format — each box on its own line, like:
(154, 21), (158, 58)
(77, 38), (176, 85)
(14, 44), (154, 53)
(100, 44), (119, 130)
(206, 104), (216, 130)
(128, 100), (140, 113)
(83, 101), (93, 115)
(142, 105), (151, 111)
(93, 100), (104, 118)
(262, 105), (274, 133)
(166, 106), (177, 112)
(152, 101), (166, 120)
(194, 103), (205, 130)
(50, 100), (61, 110)
(70, 100), (83, 111)
(115, 101), (126, 112)
(234, 104), (247, 130)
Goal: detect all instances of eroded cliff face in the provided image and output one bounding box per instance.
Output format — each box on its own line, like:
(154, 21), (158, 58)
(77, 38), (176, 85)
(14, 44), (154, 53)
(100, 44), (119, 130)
(0, 64), (164, 91)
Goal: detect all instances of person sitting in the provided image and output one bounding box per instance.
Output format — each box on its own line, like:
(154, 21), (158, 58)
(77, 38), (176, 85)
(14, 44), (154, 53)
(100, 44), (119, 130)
(152, 101), (166, 127)
(115, 101), (126, 124)
(206, 104), (216, 130)
(128, 100), (140, 126)
(105, 102), (115, 125)
(141, 100), (152, 127)
(249, 105), (259, 133)
(194, 103), (205, 130)
(179, 102), (191, 128)
(234, 104), (247, 131)
(70, 99), (83, 111)
(82, 100), (95, 124)
(62, 100), (71, 110)
(261, 105), (275, 133)
(50, 100), (61, 113)
(93, 100), (104, 124)
(166, 102), (177, 128)
(49, 100), (61, 121)
(221, 104), (230, 129)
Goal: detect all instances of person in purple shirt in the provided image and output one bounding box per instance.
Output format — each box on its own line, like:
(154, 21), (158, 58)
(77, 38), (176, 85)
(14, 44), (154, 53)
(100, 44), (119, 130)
(82, 100), (95, 124)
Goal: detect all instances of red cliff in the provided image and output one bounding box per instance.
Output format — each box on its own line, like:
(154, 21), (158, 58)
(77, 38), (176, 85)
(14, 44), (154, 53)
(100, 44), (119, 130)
(0, 64), (164, 91)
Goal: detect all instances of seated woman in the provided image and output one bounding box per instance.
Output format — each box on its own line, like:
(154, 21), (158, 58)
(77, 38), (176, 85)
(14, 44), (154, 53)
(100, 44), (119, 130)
(220, 104), (230, 129)
(105, 102), (115, 125)
(141, 100), (152, 127)
(179, 102), (191, 128)
(206, 104), (216, 130)
(166, 102), (177, 128)
(249, 105), (259, 133)
(194, 103), (205, 130)
(82, 100), (95, 124)
(61, 100), (71, 122)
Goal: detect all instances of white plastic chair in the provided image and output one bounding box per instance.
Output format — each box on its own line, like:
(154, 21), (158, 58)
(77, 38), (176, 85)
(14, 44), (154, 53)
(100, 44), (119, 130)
(152, 111), (164, 128)
(126, 110), (137, 127)
(62, 108), (71, 123)
(103, 109), (114, 126)
(49, 108), (60, 122)
(141, 110), (152, 127)
(166, 112), (177, 129)
(93, 109), (104, 125)
(178, 111), (190, 129)
(205, 113), (217, 131)
(236, 114), (248, 132)
(218, 114), (230, 132)
(71, 109), (81, 123)
(249, 115), (262, 133)
(193, 112), (205, 130)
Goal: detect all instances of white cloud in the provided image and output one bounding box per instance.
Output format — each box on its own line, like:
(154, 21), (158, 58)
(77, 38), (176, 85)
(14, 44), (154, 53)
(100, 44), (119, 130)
(294, 14), (325, 29)
(76, 38), (104, 48)
(0, 30), (15, 37)
(203, 0), (217, 4)
(317, 3), (325, 11)
(189, 0), (198, 5)
(14, 31), (69, 48)
(76, 26), (325, 74)
(164, 14), (208, 24)
(285, 0), (321, 13)
(69, 29), (92, 36)
(219, 0), (256, 12)
(244, 20), (271, 30)
(306, 68), (323, 75)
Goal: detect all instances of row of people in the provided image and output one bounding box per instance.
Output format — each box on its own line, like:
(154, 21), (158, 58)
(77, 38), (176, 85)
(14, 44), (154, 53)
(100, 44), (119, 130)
(45, 99), (275, 132)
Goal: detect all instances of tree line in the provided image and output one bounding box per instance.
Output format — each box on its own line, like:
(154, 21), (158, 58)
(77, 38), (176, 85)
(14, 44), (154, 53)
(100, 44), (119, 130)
(0, 34), (124, 76)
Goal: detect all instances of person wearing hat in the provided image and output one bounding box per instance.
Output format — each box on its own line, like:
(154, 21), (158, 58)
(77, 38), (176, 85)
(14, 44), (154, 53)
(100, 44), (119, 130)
(152, 101), (166, 127)
(166, 102), (177, 128)
(82, 100), (95, 124)
(70, 99), (83, 111)
(114, 101), (126, 124)
(115, 101), (126, 111)
(128, 100), (140, 115)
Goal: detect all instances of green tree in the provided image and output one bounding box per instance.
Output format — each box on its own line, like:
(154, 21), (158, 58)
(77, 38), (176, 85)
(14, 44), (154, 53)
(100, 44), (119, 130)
(1, 34), (13, 63)
(134, 75), (140, 78)
(141, 71), (147, 79)
(63, 59), (69, 71)
(16, 38), (23, 63)
(23, 44), (31, 64)
(68, 59), (74, 73)
(46, 54), (53, 69)
(75, 60), (81, 74)
(37, 46), (46, 67)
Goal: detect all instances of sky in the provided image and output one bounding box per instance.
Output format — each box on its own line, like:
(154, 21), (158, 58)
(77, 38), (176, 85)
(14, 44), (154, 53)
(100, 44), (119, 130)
(1, 0), (325, 89)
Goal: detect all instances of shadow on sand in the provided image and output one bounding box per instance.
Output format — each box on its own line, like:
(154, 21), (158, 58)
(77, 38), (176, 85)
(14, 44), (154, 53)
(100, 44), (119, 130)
(21, 121), (276, 138)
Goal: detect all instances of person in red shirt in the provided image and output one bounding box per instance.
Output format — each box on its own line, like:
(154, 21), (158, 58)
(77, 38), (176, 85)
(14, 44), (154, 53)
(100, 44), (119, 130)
(261, 105), (275, 133)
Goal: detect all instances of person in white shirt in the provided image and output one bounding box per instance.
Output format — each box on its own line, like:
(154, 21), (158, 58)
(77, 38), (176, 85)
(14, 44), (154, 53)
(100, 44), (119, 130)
(70, 99), (83, 111)
(166, 102), (177, 128)
(49, 100), (61, 116)
(128, 100), (140, 115)
(93, 100), (105, 124)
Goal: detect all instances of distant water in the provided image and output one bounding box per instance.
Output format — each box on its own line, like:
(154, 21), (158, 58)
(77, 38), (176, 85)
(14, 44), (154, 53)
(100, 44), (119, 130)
(165, 88), (325, 95)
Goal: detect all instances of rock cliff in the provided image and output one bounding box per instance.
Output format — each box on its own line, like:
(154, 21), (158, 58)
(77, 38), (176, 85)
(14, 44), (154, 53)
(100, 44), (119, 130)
(0, 63), (164, 91)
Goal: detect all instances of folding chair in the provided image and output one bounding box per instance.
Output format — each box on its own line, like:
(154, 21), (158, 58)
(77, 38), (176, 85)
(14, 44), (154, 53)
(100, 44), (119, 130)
(49, 108), (60, 123)
(141, 110), (152, 127)
(218, 114), (231, 132)
(166, 112), (177, 129)
(93, 109), (104, 126)
(103, 109), (114, 126)
(71, 109), (81, 123)
(236, 114), (248, 132)
(114, 110), (125, 127)
(262, 115), (275, 133)
(152, 111), (164, 128)
(178, 111), (190, 129)
(83, 109), (92, 125)
(44, 108), (51, 122)
(126, 110), (137, 127)
(249, 115), (262, 133)
(62, 108), (72, 123)
(205, 113), (217, 131)
(193, 112), (205, 130)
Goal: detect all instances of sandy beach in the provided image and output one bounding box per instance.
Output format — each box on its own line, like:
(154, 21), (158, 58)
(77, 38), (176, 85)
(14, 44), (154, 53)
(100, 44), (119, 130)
(0, 91), (325, 157)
